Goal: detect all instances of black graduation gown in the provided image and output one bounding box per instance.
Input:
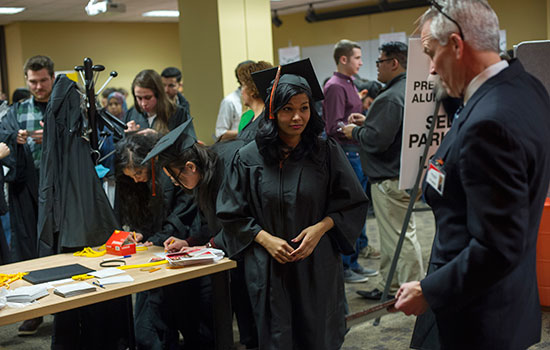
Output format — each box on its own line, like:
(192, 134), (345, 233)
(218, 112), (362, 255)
(217, 138), (368, 350)
(0, 101), (39, 262)
(37, 75), (119, 256)
(117, 171), (212, 350)
(208, 139), (259, 348)
(237, 112), (262, 144)
(36, 76), (129, 350)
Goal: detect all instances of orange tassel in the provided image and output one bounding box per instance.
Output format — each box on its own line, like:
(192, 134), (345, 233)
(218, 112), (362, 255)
(269, 65), (282, 119)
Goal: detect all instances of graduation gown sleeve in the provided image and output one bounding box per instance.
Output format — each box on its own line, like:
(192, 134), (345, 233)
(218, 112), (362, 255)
(215, 147), (263, 258)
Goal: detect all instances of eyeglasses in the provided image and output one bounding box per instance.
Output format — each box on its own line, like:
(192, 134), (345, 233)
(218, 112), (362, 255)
(166, 167), (185, 187)
(429, 0), (465, 40)
(375, 58), (394, 65)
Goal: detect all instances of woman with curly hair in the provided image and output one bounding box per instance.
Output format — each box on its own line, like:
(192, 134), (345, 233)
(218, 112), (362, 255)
(217, 59), (369, 349)
(235, 60), (273, 143)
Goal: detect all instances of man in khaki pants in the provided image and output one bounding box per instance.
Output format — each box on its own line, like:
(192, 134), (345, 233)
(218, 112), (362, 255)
(343, 41), (424, 299)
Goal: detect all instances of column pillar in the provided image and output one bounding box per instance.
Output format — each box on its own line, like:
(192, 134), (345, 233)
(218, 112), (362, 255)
(178, 0), (273, 143)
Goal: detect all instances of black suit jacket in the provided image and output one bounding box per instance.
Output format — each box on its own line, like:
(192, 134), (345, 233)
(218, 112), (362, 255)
(418, 59), (550, 349)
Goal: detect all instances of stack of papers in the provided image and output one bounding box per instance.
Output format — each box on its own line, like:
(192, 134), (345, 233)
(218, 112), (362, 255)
(89, 268), (124, 279)
(97, 275), (134, 285)
(6, 285), (49, 303)
(166, 248), (225, 267)
(54, 282), (96, 298)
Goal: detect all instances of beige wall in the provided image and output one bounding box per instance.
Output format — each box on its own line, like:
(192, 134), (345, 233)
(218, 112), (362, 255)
(4, 21), (181, 107)
(272, 0), (548, 64)
(179, 0), (273, 143)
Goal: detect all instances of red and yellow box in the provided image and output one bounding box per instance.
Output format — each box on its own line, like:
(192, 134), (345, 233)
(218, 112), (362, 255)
(105, 230), (136, 256)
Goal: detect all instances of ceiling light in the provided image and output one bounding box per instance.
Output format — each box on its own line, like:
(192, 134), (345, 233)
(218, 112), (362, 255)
(0, 7), (25, 15)
(85, 1), (125, 16)
(142, 10), (179, 18)
(272, 10), (282, 27)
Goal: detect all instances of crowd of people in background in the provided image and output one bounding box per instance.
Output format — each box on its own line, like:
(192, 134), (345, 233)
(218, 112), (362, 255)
(0, 1), (549, 350)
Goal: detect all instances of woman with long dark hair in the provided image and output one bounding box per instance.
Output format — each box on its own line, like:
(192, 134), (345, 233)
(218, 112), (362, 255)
(143, 120), (259, 349)
(114, 130), (213, 350)
(125, 69), (189, 134)
(216, 59), (369, 349)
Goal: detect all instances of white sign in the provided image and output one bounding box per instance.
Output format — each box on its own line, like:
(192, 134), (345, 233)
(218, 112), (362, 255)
(499, 29), (507, 52)
(278, 46), (301, 65)
(399, 37), (450, 190)
(379, 32), (407, 45)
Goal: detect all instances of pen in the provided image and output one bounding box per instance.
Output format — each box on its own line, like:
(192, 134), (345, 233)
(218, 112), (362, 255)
(92, 281), (105, 289)
(165, 239), (176, 252)
(149, 267), (161, 273)
(103, 255), (131, 261)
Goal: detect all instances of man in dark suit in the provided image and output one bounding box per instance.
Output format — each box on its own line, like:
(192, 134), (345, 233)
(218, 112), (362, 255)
(394, 1), (550, 349)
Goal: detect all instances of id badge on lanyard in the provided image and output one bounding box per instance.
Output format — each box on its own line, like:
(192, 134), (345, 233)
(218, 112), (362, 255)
(426, 159), (446, 196)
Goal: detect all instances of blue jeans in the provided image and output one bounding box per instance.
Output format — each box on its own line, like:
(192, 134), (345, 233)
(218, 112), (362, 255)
(342, 151), (368, 270)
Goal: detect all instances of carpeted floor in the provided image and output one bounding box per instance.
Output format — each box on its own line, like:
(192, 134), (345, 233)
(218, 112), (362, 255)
(1, 205), (549, 349)
(343, 205), (550, 349)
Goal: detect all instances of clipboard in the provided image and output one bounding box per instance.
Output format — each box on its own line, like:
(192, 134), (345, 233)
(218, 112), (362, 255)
(346, 298), (397, 328)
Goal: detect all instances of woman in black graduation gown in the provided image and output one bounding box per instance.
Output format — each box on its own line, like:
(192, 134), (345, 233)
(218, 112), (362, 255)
(114, 130), (213, 350)
(142, 120), (259, 349)
(216, 59), (369, 350)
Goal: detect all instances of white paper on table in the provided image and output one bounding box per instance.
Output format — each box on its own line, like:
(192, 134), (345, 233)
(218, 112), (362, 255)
(0, 288), (27, 308)
(46, 278), (75, 288)
(98, 275), (134, 285)
(6, 285), (49, 303)
(6, 301), (30, 308)
(154, 252), (167, 259)
(90, 268), (125, 278)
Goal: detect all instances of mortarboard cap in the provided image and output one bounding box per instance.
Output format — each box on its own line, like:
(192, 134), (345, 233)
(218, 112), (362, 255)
(141, 118), (196, 165)
(251, 58), (324, 103)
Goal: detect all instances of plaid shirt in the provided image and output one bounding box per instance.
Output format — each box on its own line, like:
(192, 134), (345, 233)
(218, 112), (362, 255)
(16, 97), (43, 168)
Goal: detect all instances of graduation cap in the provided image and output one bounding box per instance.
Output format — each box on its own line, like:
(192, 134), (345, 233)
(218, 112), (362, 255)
(141, 118), (196, 165)
(251, 58), (324, 119)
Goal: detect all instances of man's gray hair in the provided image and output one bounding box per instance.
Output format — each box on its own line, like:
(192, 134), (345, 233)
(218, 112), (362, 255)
(420, 0), (500, 52)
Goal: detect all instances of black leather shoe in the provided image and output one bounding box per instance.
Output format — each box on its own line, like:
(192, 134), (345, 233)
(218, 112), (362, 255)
(18, 316), (43, 336)
(356, 289), (394, 300)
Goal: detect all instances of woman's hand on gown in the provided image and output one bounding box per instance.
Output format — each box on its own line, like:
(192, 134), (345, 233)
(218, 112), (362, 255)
(255, 230), (295, 264)
(291, 217), (334, 261)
